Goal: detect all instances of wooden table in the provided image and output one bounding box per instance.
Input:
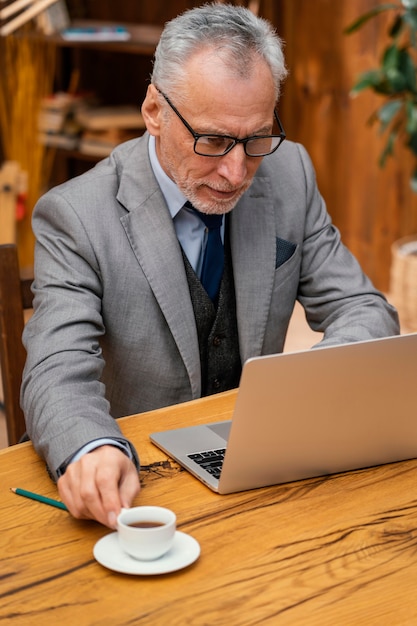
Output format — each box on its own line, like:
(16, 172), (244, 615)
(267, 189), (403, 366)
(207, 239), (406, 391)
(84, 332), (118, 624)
(1, 389), (417, 625)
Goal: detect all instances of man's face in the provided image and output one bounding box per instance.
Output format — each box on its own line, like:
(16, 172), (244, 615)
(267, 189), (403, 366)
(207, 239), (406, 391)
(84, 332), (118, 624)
(143, 51), (277, 215)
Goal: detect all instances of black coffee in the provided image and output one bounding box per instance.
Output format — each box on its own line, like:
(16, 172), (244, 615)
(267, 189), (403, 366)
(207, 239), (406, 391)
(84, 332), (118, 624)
(128, 521), (165, 528)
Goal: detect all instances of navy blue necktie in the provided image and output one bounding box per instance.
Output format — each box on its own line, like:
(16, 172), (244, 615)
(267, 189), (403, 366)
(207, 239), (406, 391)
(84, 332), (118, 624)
(186, 202), (224, 302)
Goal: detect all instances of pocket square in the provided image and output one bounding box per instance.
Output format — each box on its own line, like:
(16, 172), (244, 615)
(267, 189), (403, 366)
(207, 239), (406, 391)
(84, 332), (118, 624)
(276, 237), (297, 268)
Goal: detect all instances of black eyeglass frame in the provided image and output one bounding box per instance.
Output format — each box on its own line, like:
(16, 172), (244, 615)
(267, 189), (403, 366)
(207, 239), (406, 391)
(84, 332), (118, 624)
(155, 87), (286, 158)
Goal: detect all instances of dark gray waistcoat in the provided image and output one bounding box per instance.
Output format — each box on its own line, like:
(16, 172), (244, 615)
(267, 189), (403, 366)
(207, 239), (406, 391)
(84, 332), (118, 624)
(181, 233), (242, 396)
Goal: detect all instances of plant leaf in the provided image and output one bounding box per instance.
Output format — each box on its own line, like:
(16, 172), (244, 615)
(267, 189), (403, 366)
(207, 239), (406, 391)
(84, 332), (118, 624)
(402, 10), (417, 40)
(407, 130), (417, 155)
(386, 67), (407, 91)
(389, 13), (405, 37)
(377, 100), (403, 128)
(402, 0), (417, 9)
(406, 100), (417, 133)
(344, 4), (400, 34)
(397, 48), (417, 91)
(379, 130), (398, 166)
(382, 43), (400, 69)
(410, 168), (417, 192)
(350, 69), (386, 94)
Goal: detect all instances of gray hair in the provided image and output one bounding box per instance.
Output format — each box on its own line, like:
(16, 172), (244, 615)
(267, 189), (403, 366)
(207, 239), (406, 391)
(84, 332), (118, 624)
(151, 2), (288, 102)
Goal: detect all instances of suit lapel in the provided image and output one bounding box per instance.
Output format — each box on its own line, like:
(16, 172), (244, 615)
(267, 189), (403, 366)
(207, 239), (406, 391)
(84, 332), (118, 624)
(116, 137), (202, 397)
(230, 174), (276, 363)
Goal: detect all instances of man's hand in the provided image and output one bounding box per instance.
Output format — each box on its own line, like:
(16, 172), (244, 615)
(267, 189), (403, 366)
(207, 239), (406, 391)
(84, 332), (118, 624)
(57, 445), (140, 528)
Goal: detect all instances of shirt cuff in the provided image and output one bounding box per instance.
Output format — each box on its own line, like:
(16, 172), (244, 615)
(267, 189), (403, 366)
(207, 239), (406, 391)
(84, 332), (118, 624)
(56, 438), (135, 478)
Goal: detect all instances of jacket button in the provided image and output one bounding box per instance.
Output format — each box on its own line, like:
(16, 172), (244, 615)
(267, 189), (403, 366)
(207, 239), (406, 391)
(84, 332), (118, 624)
(212, 378), (221, 389)
(212, 335), (222, 347)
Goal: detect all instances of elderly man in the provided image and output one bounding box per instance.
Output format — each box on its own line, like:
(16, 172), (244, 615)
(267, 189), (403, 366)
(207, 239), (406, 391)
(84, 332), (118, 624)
(22, 3), (399, 527)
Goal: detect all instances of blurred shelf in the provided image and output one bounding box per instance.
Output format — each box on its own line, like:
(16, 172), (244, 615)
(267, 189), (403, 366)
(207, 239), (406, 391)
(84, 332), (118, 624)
(31, 19), (163, 55)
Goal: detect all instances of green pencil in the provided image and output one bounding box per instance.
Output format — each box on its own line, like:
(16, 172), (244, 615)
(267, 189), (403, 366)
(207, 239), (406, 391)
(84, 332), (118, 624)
(11, 487), (68, 511)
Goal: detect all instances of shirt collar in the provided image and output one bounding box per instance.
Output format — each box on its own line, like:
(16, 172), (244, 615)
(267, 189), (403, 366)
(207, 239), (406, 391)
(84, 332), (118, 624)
(148, 135), (186, 219)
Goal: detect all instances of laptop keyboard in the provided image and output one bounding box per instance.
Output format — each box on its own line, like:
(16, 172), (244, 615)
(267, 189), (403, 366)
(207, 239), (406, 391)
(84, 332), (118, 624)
(187, 449), (226, 480)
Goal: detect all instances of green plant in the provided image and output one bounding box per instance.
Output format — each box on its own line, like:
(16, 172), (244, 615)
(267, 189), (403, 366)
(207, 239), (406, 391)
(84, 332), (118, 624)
(345, 0), (417, 191)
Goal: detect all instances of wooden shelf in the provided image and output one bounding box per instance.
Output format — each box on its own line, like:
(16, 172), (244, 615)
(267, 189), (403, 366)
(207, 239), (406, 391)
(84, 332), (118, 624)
(32, 19), (162, 55)
(20, 18), (160, 189)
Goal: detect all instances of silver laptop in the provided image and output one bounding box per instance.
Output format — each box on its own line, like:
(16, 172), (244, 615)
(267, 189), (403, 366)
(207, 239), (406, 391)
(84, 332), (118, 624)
(150, 333), (417, 494)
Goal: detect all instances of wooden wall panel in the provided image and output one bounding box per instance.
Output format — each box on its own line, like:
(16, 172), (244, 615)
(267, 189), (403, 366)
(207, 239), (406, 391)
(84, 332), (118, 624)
(277, 0), (417, 291)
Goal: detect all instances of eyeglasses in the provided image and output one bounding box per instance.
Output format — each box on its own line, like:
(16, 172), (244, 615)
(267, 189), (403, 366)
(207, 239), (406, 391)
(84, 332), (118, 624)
(156, 87), (286, 158)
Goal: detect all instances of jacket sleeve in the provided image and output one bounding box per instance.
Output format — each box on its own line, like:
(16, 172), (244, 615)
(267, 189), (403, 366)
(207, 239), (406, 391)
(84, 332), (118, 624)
(21, 186), (139, 480)
(294, 142), (400, 346)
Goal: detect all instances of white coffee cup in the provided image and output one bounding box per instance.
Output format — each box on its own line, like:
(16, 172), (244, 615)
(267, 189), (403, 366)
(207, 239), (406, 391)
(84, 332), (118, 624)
(117, 506), (176, 561)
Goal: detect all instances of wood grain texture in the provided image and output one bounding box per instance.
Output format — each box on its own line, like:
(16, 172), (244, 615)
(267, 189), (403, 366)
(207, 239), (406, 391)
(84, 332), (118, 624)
(1, 390), (417, 625)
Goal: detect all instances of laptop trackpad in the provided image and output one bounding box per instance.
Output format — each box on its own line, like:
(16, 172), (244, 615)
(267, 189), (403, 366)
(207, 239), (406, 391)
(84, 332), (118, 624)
(208, 421), (231, 443)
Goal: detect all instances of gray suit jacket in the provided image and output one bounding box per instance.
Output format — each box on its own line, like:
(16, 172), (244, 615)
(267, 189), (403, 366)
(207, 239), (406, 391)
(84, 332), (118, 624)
(21, 134), (399, 476)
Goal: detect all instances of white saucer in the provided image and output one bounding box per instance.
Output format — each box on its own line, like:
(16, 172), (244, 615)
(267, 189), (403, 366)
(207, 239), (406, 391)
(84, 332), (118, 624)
(93, 531), (200, 575)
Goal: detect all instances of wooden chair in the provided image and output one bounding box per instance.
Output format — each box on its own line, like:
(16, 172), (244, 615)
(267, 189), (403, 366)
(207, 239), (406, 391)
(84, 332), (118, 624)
(0, 244), (33, 445)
